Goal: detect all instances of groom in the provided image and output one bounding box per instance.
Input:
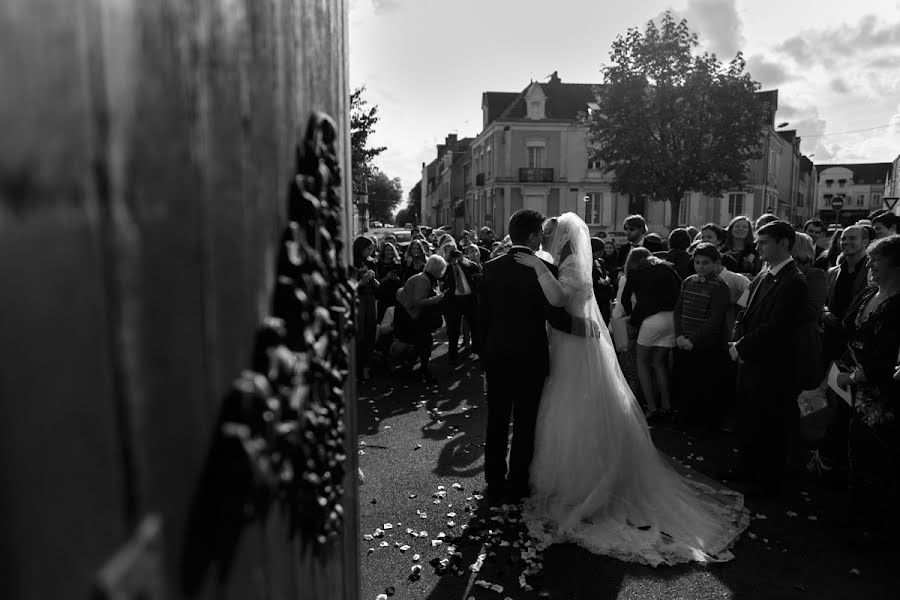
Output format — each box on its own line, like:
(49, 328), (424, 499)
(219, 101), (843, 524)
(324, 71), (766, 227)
(478, 209), (584, 504)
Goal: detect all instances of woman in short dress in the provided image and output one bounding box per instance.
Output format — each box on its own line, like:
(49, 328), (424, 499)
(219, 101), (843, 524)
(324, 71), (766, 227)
(622, 247), (682, 420)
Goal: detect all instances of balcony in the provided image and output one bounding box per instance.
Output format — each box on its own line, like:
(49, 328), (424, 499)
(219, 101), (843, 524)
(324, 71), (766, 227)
(475, 172), (485, 186)
(519, 168), (554, 183)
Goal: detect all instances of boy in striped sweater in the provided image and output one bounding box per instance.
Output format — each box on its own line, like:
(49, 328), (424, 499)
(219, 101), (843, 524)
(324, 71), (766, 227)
(673, 242), (732, 436)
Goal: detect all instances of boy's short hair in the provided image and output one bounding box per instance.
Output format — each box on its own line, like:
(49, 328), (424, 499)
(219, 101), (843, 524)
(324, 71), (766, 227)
(691, 242), (721, 262)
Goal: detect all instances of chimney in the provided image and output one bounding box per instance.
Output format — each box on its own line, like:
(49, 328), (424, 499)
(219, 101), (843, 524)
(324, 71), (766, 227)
(549, 71), (561, 85)
(446, 133), (458, 146)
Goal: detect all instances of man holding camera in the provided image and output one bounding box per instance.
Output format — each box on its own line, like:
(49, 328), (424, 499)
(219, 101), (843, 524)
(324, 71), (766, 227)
(439, 240), (482, 365)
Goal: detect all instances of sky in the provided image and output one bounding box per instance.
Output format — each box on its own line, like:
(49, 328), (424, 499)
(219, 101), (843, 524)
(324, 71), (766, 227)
(349, 0), (900, 206)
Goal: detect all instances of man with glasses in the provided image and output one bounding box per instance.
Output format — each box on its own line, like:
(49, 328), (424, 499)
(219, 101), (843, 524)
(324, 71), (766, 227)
(617, 214), (648, 269)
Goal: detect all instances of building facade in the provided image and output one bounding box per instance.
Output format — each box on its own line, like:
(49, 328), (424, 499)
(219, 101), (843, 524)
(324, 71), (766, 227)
(814, 162), (891, 225)
(463, 72), (648, 237)
(885, 153), (900, 216)
(422, 80), (815, 236)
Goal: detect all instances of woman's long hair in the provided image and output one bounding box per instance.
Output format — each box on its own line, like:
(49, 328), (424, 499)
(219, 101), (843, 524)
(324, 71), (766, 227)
(624, 246), (662, 277)
(821, 227), (843, 267)
(378, 242), (401, 265)
(352, 235), (375, 268)
(725, 215), (755, 251)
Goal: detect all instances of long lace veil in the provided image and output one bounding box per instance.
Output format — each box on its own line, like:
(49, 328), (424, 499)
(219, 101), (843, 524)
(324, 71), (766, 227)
(545, 213), (617, 346)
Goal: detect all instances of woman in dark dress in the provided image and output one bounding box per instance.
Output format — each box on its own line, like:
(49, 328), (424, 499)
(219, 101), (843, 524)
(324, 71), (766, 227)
(352, 235), (380, 382)
(375, 242), (403, 322)
(836, 234), (900, 544)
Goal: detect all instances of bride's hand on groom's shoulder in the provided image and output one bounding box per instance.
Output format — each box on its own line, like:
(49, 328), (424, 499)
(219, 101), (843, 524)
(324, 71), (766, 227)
(513, 252), (543, 270)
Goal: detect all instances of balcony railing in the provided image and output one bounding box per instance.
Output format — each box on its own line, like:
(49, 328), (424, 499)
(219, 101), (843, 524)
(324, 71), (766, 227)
(475, 172), (485, 186)
(519, 168), (554, 183)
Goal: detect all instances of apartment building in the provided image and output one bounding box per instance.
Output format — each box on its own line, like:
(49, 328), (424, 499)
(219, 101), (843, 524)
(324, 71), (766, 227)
(814, 162), (891, 225)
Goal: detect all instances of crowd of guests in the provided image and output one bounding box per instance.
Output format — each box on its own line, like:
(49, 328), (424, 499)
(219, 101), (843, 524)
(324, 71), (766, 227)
(350, 225), (503, 384)
(351, 208), (900, 544)
(605, 210), (899, 544)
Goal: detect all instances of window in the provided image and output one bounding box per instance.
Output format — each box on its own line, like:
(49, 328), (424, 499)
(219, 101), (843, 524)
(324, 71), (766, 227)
(584, 193), (605, 225)
(588, 159), (602, 170)
(839, 179), (846, 188)
(873, 194), (881, 205)
(826, 180), (833, 188)
(728, 193), (745, 216)
(486, 144), (492, 178)
(527, 146), (545, 169)
(857, 194), (865, 206)
(768, 150), (777, 177)
(797, 192), (804, 207)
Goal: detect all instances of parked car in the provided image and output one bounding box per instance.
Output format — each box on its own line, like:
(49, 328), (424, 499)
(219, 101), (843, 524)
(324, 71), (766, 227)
(370, 228), (412, 246)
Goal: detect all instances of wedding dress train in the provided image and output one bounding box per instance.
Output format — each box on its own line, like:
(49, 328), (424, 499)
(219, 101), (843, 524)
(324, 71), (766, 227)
(522, 213), (749, 566)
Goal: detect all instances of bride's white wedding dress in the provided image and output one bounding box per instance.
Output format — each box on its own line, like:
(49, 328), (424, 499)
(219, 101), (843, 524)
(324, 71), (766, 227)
(522, 213), (749, 566)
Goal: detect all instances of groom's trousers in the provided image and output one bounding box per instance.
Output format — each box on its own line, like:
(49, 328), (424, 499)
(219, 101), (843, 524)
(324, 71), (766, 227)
(484, 369), (547, 497)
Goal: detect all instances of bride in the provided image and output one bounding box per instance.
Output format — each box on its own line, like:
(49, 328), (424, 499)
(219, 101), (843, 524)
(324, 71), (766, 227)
(512, 212), (749, 566)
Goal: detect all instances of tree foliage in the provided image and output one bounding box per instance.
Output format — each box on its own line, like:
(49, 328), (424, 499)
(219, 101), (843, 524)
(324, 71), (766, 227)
(394, 181), (422, 227)
(585, 12), (771, 229)
(350, 86), (387, 193)
(366, 168), (403, 224)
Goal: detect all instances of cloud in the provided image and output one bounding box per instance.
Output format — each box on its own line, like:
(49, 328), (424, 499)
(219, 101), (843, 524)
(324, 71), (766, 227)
(746, 54), (796, 86)
(371, 0), (403, 14)
(829, 78), (851, 94)
(776, 36), (815, 67)
(665, 0), (746, 59)
(775, 14), (900, 68)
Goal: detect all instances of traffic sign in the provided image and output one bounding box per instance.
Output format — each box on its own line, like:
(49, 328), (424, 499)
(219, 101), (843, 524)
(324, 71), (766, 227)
(830, 196), (845, 211)
(885, 197), (899, 210)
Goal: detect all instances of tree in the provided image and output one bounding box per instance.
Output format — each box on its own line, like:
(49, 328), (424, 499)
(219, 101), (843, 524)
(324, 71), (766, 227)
(350, 86), (387, 194)
(394, 181), (421, 227)
(366, 168), (403, 224)
(585, 12), (771, 230)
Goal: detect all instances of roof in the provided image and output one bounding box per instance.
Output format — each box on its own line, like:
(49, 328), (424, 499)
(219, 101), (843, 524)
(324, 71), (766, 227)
(495, 80), (599, 121)
(815, 163), (892, 184)
(777, 130), (798, 143)
(482, 92), (520, 126)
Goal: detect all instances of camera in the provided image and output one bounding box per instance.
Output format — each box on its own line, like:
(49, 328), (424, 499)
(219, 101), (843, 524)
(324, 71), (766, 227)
(449, 249), (463, 260)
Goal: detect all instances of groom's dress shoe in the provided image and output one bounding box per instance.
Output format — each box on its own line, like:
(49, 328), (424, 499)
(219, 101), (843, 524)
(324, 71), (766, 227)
(483, 485), (504, 505)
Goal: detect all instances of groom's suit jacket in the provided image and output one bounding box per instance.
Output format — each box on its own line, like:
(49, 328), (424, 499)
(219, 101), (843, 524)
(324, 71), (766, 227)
(478, 247), (573, 378)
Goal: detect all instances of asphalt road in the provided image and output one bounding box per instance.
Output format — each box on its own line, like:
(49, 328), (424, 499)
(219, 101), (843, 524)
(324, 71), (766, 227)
(357, 340), (896, 600)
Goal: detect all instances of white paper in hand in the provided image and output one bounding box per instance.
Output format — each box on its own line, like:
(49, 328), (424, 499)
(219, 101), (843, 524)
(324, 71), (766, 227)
(827, 363), (853, 406)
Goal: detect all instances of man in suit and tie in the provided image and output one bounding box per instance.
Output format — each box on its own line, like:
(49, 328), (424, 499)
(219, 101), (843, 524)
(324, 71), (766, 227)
(728, 220), (809, 498)
(478, 209), (593, 504)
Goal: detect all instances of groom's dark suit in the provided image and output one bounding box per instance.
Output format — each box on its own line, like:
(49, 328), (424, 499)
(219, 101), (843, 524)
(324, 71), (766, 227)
(478, 246), (577, 500)
(731, 259), (808, 493)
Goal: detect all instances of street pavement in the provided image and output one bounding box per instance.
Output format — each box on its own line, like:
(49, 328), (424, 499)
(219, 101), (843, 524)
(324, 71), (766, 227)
(357, 338), (896, 599)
